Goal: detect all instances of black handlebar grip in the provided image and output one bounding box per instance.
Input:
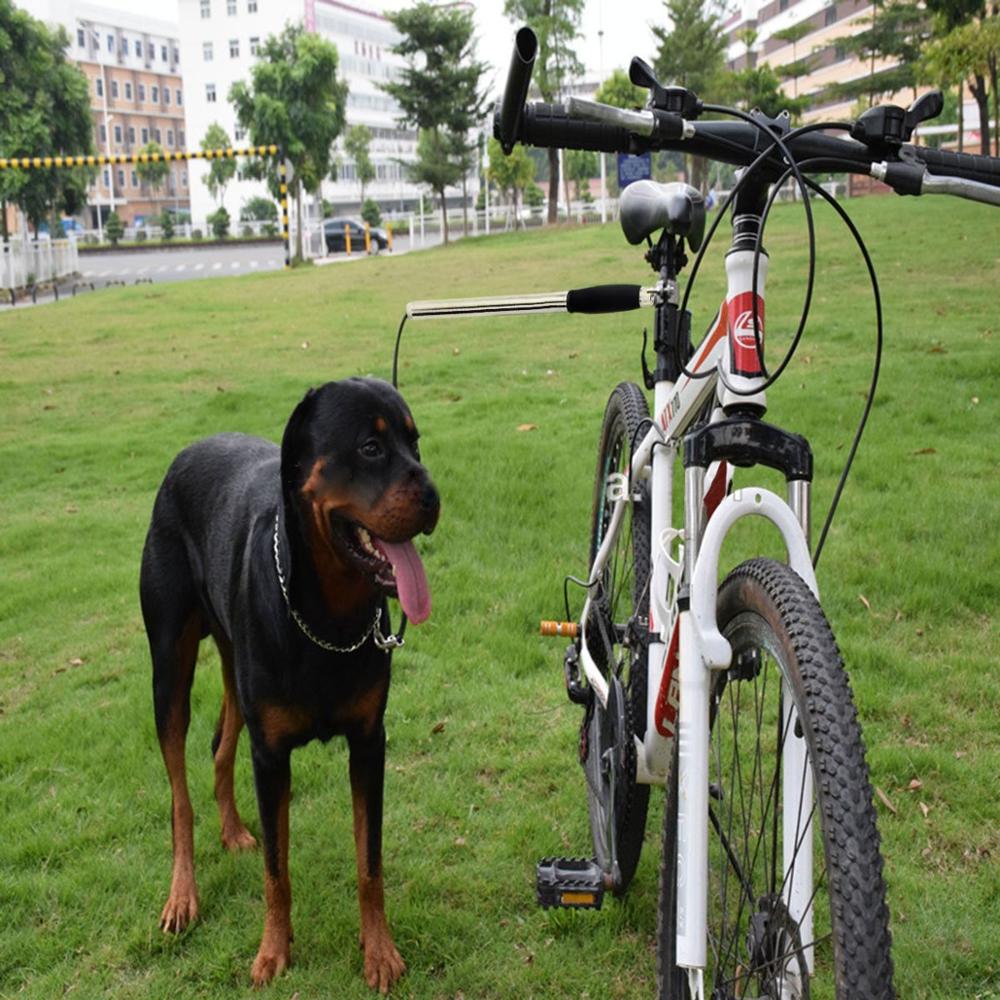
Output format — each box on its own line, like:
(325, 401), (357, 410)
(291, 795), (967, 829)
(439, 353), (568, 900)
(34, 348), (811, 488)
(498, 27), (538, 154)
(566, 285), (643, 314)
(912, 146), (1000, 188)
(519, 102), (634, 153)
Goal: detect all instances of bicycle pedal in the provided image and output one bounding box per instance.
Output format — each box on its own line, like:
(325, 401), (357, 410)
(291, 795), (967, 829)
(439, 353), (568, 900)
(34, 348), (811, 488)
(536, 857), (606, 910)
(540, 620), (578, 638)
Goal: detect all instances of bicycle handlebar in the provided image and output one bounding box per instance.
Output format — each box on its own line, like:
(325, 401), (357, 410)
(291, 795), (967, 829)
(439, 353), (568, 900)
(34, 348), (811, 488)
(494, 28), (1000, 202)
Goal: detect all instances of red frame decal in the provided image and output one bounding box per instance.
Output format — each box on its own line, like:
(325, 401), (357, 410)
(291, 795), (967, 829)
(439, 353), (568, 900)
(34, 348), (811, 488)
(727, 290), (765, 377)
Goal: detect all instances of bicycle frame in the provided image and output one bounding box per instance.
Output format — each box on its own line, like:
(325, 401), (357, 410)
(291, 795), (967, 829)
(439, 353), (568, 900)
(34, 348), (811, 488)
(577, 237), (819, 992)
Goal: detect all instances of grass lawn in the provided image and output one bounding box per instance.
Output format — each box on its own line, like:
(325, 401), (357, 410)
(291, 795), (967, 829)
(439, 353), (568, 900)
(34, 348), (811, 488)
(1, 194), (998, 1000)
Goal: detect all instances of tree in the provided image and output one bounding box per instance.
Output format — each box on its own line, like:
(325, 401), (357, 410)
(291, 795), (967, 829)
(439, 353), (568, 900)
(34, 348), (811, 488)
(135, 141), (169, 198)
(409, 128), (465, 237)
(924, 15), (1000, 155)
(564, 148), (598, 200)
(200, 122), (237, 205)
(344, 124), (375, 204)
(835, 0), (931, 107)
(487, 135), (535, 227)
(382, 2), (488, 243)
(722, 63), (809, 119)
(230, 24), (348, 262)
(595, 68), (647, 110)
(0, 1), (94, 237)
(652, 0), (727, 191)
(771, 21), (816, 99)
(504, 0), (585, 223)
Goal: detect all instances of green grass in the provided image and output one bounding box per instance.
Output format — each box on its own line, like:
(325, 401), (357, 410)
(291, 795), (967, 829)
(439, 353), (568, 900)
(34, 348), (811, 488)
(1, 195), (998, 1000)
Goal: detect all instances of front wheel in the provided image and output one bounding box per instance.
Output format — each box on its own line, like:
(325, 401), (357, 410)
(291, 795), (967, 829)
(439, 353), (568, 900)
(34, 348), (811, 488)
(657, 558), (894, 999)
(584, 382), (652, 895)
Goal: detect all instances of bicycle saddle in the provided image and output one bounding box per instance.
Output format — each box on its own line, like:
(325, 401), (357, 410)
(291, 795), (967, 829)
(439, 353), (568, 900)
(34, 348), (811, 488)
(619, 180), (706, 251)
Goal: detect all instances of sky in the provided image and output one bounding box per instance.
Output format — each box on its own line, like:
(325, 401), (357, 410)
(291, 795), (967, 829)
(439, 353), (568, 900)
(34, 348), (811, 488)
(74, 0), (670, 95)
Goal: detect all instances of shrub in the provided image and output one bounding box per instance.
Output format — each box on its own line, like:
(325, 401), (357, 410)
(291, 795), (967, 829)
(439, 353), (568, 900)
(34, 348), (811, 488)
(361, 198), (382, 227)
(135, 230), (147, 242)
(191, 228), (203, 241)
(241, 224), (254, 238)
(240, 196), (277, 222)
(263, 222), (278, 237)
(208, 207), (230, 239)
(160, 210), (175, 241)
(104, 212), (124, 247)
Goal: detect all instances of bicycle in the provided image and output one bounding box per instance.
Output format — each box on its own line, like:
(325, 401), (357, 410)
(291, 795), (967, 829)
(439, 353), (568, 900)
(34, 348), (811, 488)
(397, 25), (1000, 1000)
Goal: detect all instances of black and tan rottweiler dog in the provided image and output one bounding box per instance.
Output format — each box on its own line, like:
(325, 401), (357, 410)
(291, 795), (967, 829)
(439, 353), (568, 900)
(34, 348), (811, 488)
(139, 377), (439, 992)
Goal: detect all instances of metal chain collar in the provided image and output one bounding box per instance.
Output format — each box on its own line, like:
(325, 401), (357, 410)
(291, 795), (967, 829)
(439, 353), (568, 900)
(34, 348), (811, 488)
(272, 514), (403, 653)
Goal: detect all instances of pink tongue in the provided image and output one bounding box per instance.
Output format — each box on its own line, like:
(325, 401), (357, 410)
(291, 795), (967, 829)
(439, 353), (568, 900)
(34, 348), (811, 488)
(375, 538), (431, 624)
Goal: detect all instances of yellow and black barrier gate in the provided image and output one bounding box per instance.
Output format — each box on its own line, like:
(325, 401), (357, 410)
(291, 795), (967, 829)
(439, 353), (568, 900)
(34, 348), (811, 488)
(0, 145), (291, 269)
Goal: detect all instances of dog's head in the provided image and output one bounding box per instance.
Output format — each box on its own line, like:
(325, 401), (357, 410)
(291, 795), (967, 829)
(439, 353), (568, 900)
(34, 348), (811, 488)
(281, 378), (439, 623)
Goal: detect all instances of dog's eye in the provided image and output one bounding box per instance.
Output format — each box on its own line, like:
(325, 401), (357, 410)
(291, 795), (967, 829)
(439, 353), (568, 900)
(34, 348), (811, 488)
(360, 439), (383, 459)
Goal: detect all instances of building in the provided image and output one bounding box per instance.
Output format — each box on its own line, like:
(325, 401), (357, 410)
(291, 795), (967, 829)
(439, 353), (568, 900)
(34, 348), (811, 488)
(724, 0), (911, 124)
(18, 0), (190, 228)
(177, 0), (424, 228)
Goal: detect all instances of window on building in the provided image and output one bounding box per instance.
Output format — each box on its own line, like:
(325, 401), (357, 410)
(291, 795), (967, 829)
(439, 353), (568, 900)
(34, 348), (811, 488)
(77, 28), (84, 46)
(167, 129), (174, 147)
(178, 129), (185, 146)
(131, 170), (138, 188)
(103, 167), (110, 187)
(250, 36), (260, 55)
(174, 48), (180, 64)
(153, 128), (161, 143)
(141, 127), (149, 143)
(120, 37), (129, 56)
(203, 41), (213, 61)
(825, 5), (837, 24)
(128, 126), (136, 144)
(234, 126), (245, 142)
(164, 87), (170, 105)
(176, 89), (183, 106)
(206, 83), (216, 103)
(248, 0), (257, 11)
(113, 124), (122, 143)
(99, 124), (107, 144)
(107, 34), (113, 52)
(110, 80), (119, 98)
(227, 0), (237, 13)
(116, 168), (125, 188)
(135, 39), (141, 57)
(182, 170), (188, 187)
(124, 81), (132, 100)
(229, 38), (239, 58)
(834, 43), (847, 61)
(152, 85), (159, 102)
(201, 0), (211, 18)
(161, 44), (168, 61)
(138, 82), (146, 102)
(95, 77), (103, 97)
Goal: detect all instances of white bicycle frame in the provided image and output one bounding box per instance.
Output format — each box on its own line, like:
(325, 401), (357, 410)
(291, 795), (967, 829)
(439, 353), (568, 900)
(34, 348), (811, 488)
(577, 246), (818, 998)
(406, 240), (819, 999)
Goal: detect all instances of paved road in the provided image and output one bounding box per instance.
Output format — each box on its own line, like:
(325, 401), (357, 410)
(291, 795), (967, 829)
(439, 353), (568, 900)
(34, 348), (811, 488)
(78, 242), (288, 285)
(0, 229), (455, 311)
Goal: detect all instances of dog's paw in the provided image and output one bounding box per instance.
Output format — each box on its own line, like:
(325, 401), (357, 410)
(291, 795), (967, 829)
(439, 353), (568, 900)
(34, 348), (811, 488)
(250, 943), (290, 987)
(221, 823), (258, 852)
(159, 885), (199, 934)
(363, 934), (406, 995)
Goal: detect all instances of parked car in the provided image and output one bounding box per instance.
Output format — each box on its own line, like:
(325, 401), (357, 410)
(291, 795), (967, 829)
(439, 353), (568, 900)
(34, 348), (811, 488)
(323, 217), (388, 254)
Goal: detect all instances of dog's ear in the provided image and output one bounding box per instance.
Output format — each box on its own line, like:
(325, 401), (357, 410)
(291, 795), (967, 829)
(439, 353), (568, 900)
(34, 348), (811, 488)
(280, 387), (318, 497)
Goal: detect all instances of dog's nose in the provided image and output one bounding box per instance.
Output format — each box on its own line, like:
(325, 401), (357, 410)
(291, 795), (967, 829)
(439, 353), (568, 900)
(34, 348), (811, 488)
(420, 482), (440, 533)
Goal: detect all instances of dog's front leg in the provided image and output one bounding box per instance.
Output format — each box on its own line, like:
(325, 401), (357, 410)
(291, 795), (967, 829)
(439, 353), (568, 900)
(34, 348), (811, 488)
(250, 746), (293, 986)
(349, 723), (406, 994)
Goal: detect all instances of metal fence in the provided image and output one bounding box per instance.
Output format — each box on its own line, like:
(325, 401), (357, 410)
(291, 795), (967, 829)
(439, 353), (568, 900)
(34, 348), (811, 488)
(1, 238), (79, 291)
